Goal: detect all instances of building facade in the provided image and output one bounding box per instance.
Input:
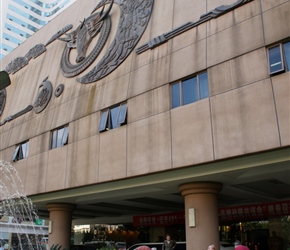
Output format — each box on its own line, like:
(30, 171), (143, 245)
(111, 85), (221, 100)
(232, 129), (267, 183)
(0, 0), (289, 249)
(0, 0), (77, 59)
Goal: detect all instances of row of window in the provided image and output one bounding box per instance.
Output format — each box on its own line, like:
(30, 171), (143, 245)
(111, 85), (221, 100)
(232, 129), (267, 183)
(11, 40), (289, 161)
(12, 102), (129, 161)
(11, 71), (209, 162)
(12, 126), (69, 161)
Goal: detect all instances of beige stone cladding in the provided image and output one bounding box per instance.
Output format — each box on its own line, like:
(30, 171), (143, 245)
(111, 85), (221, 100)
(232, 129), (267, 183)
(272, 73), (290, 147)
(263, 1), (290, 45)
(0, 0), (289, 195)
(211, 79), (281, 159)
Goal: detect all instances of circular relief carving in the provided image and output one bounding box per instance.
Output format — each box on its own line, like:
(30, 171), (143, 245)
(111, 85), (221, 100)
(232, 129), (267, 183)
(34, 78), (53, 114)
(55, 84), (64, 97)
(59, 0), (154, 84)
(0, 89), (7, 116)
(77, 0), (154, 83)
(60, 2), (112, 78)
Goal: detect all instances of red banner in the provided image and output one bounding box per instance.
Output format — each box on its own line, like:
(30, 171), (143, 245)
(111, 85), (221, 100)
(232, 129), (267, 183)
(218, 200), (290, 222)
(133, 212), (185, 227)
(133, 200), (290, 227)
(133, 201), (290, 226)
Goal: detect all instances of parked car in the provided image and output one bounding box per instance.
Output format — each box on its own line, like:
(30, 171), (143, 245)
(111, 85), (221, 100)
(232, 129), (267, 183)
(220, 241), (234, 250)
(70, 245), (96, 250)
(127, 241), (234, 250)
(84, 240), (115, 249)
(72, 241), (126, 250)
(127, 242), (186, 250)
(115, 242), (127, 250)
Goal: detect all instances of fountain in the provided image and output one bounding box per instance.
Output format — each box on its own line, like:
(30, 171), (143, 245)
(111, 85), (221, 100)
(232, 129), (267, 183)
(0, 160), (48, 249)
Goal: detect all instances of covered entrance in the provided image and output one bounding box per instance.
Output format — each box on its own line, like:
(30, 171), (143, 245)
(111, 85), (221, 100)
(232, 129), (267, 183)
(28, 148), (290, 249)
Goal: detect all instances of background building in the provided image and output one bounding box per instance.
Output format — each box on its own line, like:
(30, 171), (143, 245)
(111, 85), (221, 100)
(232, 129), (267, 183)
(0, 0), (77, 59)
(0, 0), (289, 249)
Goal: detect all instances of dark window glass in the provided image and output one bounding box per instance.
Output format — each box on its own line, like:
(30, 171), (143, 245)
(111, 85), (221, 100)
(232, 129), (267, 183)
(99, 110), (109, 132)
(57, 127), (64, 146)
(171, 72), (209, 109)
(110, 106), (120, 129)
(99, 103), (127, 132)
(268, 45), (283, 74)
(12, 141), (29, 162)
(51, 130), (57, 149)
(117, 103), (127, 125)
(21, 141), (29, 158)
(199, 72), (209, 99)
(171, 83), (181, 108)
(62, 127), (69, 145)
(182, 77), (197, 105)
(283, 42), (290, 71)
(51, 126), (69, 149)
(12, 146), (20, 162)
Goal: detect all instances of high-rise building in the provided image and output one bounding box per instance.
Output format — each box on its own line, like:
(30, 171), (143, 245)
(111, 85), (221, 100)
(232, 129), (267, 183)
(0, 0), (77, 59)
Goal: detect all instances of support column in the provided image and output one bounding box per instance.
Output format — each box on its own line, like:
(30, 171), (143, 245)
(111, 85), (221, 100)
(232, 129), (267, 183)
(47, 203), (76, 249)
(179, 182), (222, 250)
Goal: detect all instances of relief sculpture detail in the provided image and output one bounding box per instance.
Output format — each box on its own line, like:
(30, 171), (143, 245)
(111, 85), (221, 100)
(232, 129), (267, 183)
(0, 90), (7, 116)
(76, 0), (154, 84)
(59, 0), (113, 78)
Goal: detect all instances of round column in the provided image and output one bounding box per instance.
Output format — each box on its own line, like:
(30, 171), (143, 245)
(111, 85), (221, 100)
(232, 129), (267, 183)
(179, 182), (222, 250)
(47, 203), (76, 248)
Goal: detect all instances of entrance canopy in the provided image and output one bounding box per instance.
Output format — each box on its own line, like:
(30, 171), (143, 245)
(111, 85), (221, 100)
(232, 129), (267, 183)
(30, 148), (290, 225)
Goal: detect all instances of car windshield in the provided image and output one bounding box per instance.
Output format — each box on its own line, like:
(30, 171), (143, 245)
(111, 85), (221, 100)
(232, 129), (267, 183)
(221, 243), (234, 247)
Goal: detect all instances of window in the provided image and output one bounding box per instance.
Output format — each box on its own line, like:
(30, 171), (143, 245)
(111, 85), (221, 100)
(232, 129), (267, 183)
(99, 103), (127, 132)
(51, 126), (69, 149)
(171, 72), (209, 108)
(12, 141), (29, 162)
(268, 41), (290, 74)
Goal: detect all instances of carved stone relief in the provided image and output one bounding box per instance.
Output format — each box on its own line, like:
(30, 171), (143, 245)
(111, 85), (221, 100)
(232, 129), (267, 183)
(136, 0), (253, 54)
(0, 0), (255, 126)
(3, 0), (252, 80)
(0, 77), (63, 126)
(0, 105), (33, 126)
(34, 77), (53, 114)
(5, 44), (46, 74)
(59, 1), (113, 78)
(25, 44), (46, 61)
(46, 24), (73, 46)
(55, 84), (64, 97)
(76, 0), (154, 83)
(5, 57), (29, 75)
(0, 89), (7, 116)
